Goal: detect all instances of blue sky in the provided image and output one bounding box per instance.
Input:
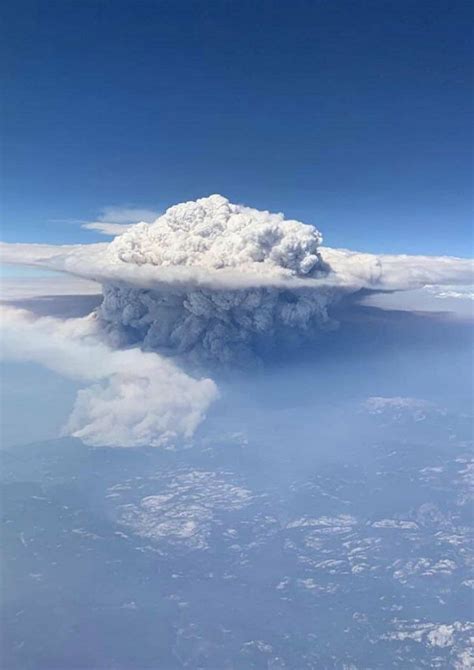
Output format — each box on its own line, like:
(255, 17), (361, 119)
(2, 0), (472, 255)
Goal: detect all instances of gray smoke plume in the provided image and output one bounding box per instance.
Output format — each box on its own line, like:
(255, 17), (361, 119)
(99, 284), (335, 364)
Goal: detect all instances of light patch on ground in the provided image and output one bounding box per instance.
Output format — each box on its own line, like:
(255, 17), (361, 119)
(117, 470), (253, 550)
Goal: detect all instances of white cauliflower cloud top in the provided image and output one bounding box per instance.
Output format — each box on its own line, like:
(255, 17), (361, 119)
(107, 194), (325, 276)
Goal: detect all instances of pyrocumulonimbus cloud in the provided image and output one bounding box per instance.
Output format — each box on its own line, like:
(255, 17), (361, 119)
(1, 194), (472, 445)
(97, 194), (336, 363)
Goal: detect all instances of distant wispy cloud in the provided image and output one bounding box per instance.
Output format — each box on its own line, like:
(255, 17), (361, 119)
(81, 206), (161, 236)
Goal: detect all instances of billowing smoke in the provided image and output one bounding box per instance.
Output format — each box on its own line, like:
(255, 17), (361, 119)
(0, 306), (218, 447)
(97, 195), (334, 363)
(99, 284), (334, 364)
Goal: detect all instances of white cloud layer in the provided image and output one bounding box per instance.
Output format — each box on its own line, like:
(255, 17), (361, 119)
(0, 273), (99, 300)
(321, 247), (473, 292)
(0, 306), (218, 447)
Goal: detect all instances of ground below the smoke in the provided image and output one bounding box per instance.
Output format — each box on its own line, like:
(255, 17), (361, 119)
(2, 394), (473, 670)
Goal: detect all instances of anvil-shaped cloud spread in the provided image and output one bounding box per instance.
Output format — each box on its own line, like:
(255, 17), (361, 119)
(1, 195), (472, 446)
(2, 194), (471, 294)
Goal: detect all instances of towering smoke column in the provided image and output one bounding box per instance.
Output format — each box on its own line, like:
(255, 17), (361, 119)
(98, 195), (333, 363)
